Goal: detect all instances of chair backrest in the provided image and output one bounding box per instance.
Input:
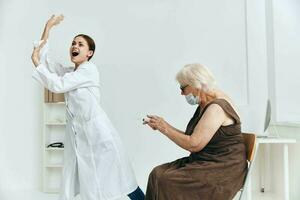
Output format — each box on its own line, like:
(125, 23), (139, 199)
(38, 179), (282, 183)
(242, 133), (256, 162)
(238, 133), (257, 200)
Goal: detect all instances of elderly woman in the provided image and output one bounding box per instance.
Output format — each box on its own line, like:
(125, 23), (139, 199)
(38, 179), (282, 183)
(143, 63), (247, 200)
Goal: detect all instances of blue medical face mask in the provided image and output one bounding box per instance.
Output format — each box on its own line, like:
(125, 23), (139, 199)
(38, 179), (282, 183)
(185, 93), (200, 105)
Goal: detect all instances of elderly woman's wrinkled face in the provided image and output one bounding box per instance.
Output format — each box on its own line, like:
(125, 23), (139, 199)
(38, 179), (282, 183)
(180, 85), (196, 96)
(180, 85), (202, 105)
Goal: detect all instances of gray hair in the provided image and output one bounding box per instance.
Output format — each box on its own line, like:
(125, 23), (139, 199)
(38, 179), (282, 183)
(176, 63), (216, 92)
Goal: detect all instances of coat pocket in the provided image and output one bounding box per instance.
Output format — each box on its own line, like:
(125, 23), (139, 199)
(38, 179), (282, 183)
(84, 115), (113, 145)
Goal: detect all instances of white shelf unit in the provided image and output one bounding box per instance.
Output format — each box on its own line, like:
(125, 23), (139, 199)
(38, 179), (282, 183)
(43, 102), (66, 193)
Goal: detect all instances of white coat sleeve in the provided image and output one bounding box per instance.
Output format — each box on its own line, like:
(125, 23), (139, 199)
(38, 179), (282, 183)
(32, 63), (98, 93)
(36, 40), (73, 76)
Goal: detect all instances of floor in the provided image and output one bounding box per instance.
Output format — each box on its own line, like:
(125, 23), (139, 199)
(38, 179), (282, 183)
(233, 191), (282, 200)
(0, 190), (129, 200)
(0, 189), (284, 200)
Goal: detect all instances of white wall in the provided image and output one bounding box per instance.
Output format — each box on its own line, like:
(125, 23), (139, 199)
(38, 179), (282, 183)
(0, 0), (44, 193)
(0, 0), (298, 199)
(263, 0), (300, 199)
(267, 0), (300, 122)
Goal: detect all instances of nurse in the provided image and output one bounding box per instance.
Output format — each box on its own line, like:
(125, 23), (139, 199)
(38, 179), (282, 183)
(31, 15), (144, 200)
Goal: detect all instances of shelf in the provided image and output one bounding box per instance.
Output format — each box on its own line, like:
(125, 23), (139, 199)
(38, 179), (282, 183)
(45, 102), (65, 105)
(43, 95), (66, 194)
(45, 164), (63, 168)
(45, 147), (64, 151)
(44, 188), (60, 193)
(45, 122), (66, 125)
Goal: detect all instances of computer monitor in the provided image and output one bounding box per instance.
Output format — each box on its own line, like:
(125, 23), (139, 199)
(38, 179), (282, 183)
(258, 99), (279, 138)
(264, 99), (271, 132)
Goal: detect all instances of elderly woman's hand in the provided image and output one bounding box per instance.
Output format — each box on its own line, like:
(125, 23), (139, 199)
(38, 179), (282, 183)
(144, 115), (170, 134)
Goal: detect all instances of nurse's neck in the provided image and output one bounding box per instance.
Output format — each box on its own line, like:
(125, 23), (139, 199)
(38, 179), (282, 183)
(74, 60), (87, 71)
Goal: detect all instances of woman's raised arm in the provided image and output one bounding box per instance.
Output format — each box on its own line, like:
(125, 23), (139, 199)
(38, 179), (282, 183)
(31, 15), (64, 67)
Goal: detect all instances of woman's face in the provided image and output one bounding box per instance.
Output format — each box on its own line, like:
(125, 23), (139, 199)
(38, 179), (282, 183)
(70, 36), (93, 66)
(181, 85), (206, 105)
(180, 85), (206, 98)
(180, 85), (198, 96)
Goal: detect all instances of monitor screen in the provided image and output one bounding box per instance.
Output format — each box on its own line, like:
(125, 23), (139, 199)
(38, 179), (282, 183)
(264, 99), (271, 133)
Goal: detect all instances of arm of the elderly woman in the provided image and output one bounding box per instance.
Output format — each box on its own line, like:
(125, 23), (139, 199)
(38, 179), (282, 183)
(163, 104), (226, 153)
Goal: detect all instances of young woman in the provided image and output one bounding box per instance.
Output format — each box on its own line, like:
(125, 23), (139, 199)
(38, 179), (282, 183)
(31, 15), (144, 200)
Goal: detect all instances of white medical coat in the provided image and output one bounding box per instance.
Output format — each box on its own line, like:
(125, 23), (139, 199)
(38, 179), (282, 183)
(32, 41), (137, 200)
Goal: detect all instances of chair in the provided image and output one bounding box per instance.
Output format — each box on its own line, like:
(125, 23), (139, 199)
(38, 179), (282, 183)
(239, 133), (257, 200)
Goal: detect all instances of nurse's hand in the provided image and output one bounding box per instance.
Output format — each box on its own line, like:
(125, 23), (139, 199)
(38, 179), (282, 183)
(31, 41), (46, 67)
(144, 115), (170, 134)
(46, 14), (64, 29)
(31, 46), (40, 67)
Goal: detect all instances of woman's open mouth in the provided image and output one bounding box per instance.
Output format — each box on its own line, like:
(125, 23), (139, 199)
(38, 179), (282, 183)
(72, 52), (79, 57)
